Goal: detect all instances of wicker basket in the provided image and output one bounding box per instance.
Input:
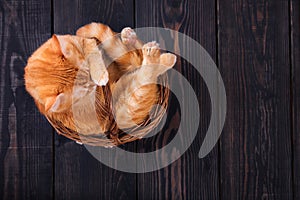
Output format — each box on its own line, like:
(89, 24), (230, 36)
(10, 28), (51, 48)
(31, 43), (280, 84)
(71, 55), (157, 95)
(46, 74), (169, 147)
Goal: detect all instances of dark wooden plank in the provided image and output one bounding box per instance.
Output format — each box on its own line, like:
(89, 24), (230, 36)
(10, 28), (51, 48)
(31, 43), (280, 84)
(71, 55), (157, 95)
(54, 0), (134, 34)
(53, 0), (137, 199)
(135, 0), (219, 199)
(291, 0), (300, 199)
(0, 0), (53, 199)
(219, 0), (292, 199)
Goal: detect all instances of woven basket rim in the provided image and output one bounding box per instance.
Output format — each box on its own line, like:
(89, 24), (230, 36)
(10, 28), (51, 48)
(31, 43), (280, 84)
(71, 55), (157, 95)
(46, 74), (170, 147)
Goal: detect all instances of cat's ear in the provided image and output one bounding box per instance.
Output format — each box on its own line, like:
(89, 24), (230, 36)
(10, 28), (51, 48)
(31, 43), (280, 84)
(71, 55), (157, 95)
(45, 93), (68, 113)
(52, 34), (73, 58)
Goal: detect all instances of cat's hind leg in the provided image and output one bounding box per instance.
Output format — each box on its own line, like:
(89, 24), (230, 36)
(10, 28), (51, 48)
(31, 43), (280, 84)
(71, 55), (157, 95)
(112, 42), (176, 129)
(77, 23), (143, 68)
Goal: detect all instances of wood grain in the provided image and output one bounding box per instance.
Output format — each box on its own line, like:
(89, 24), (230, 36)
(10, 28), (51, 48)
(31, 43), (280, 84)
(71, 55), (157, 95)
(53, 0), (137, 199)
(0, 0), (53, 199)
(291, 0), (300, 199)
(135, 0), (219, 199)
(0, 0), (298, 199)
(218, 0), (292, 199)
(53, 0), (134, 34)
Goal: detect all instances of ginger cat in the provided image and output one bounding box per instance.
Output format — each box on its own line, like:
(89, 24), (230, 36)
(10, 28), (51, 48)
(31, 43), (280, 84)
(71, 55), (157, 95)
(24, 23), (176, 137)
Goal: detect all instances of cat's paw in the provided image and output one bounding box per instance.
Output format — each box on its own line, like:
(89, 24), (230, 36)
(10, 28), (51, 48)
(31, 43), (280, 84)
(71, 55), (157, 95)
(91, 68), (109, 86)
(142, 41), (160, 57)
(160, 53), (177, 68)
(121, 27), (137, 45)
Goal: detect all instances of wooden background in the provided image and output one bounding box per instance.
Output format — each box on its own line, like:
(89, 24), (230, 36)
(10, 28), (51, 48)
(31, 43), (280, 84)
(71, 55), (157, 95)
(0, 0), (299, 199)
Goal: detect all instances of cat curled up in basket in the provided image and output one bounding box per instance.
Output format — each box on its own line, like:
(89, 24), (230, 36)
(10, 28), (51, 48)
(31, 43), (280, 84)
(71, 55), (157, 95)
(24, 23), (176, 136)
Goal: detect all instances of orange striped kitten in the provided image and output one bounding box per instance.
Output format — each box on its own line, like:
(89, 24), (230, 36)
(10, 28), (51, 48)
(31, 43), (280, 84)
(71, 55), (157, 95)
(24, 23), (176, 136)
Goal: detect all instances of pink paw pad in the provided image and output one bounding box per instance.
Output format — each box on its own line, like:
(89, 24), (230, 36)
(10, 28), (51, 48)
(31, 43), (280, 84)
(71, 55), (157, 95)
(121, 27), (137, 45)
(142, 41), (160, 57)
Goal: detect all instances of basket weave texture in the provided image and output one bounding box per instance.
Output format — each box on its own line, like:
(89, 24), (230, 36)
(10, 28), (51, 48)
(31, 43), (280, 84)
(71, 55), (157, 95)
(46, 75), (169, 147)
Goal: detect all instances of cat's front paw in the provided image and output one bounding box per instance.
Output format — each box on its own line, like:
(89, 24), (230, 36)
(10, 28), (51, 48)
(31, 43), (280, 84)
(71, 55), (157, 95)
(142, 41), (160, 57)
(160, 53), (177, 69)
(121, 27), (137, 45)
(91, 68), (109, 86)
